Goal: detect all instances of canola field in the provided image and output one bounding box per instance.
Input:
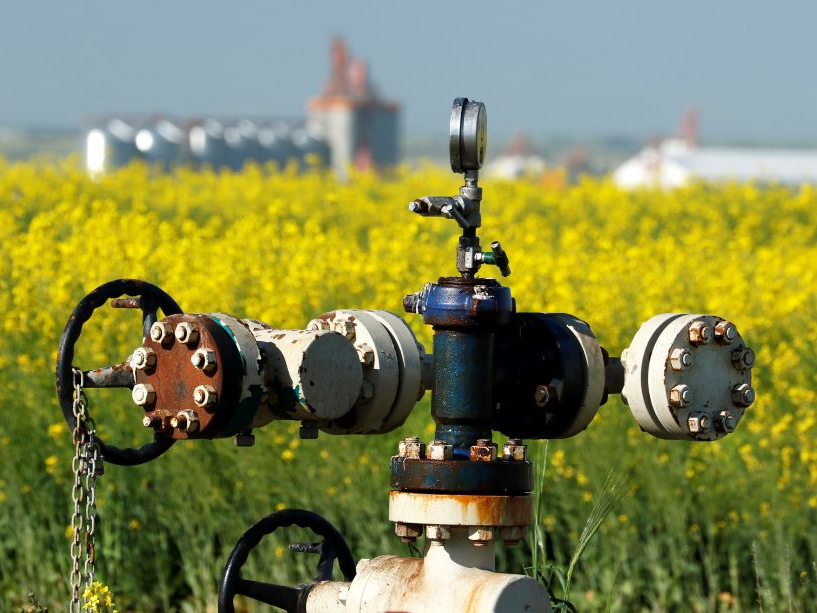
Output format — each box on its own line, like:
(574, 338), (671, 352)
(1, 158), (816, 611)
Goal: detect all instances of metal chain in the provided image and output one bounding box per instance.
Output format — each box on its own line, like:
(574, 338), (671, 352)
(69, 368), (103, 613)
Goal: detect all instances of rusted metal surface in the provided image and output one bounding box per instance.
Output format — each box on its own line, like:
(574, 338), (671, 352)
(110, 297), (142, 309)
(136, 313), (244, 440)
(390, 457), (532, 494)
(83, 362), (133, 389)
(388, 492), (533, 527)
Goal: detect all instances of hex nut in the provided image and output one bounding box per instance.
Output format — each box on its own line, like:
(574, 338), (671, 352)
(395, 522), (422, 542)
(132, 383), (156, 407)
(688, 321), (712, 345)
(499, 526), (526, 546)
(307, 318), (330, 331)
(425, 524), (451, 541)
(355, 343), (375, 366)
(715, 410), (737, 433)
(687, 413), (710, 434)
(731, 383), (756, 407)
(470, 440), (497, 462)
(668, 384), (694, 408)
(731, 347), (755, 370)
(191, 348), (216, 372)
(171, 409), (199, 433)
(534, 385), (550, 407)
(427, 440), (453, 461)
(332, 319), (356, 341)
(669, 348), (693, 371)
(150, 321), (174, 344)
(468, 527), (494, 546)
(175, 321), (199, 345)
(234, 432), (256, 447)
(131, 346), (157, 370)
(714, 320), (738, 344)
(358, 380), (374, 403)
(398, 437), (424, 459)
(193, 384), (217, 408)
(502, 439), (527, 462)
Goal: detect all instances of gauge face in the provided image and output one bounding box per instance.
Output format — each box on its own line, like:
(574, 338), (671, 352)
(450, 98), (488, 173)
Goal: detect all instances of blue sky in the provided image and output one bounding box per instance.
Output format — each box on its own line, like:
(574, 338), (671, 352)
(1, 1), (814, 142)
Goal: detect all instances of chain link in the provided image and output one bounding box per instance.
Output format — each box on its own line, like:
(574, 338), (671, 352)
(69, 368), (103, 613)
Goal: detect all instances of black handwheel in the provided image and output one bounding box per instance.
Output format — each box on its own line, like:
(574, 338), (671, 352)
(55, 278), (183, 466)
(219, 509), (357, 613)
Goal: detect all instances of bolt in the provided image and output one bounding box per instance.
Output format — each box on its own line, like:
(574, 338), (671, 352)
(468, 527), (494, 546)
(534, 385), (550, 407)
(425, 524), (451, 541)
(427, 440), (453, 461)
(234, 431), (256, 447)
(687, 413), (710, 434)
(688, 321), (712, 345)
(132, 383), (156, 407)
(171, 409), (199, 433)
(358, 380), (374, 403)
(499, 526), (526, 546)
(398, 436), (424, 459)
(731, 383), (756, 407)
(191, 348), (217, 372)
(355, 343), (375, 366)
(150, 321), (174, 344)
(470, 439), (497, 462)
(715, 410), (738, 433)
(732, 347), (755, 370)
(175, 321), (199, 345)
(502, 438), (527, 462)
(669, 384), (694, 408)
(332, 318), (356, 341)
(142, 415), (160, 428)
(395, 522), (422, 543)
(193, 384), (217, 408)
(131, 347), (157, 370)
(714, 320), (738, 344)
(669, 348), (693, 371)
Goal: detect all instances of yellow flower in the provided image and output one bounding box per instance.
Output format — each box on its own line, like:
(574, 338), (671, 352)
(281, 449), (295, 462)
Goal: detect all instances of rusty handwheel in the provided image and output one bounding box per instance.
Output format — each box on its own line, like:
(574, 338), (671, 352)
(56, 278), (183, 466)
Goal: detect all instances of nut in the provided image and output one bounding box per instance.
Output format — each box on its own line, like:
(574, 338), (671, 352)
(355, 343), (375, 366)
(534, 385), (550, 407)
(502, 438), (527, 462)
(191, 348), (216, 372)
(427, 440), (453, 461)
(174, 321), (199, 345)
(470, 439), (497, 462)
(132, 383), (156, 407)
(193, 384), (217, 408)
(425, 524), (451, 541)
(687, 413), (710, 434)
(395, 522), (422, 543)
(358, 380), (374, 403)
(234, 431), (256, 447)
(468, 527), (494, 546)
(714, 320), (738, 344)
(150, 321), (174, 344)
(171, 409), (199, 433)
(669, 348), (693, 371)
(398, 436), (424, 459)
(668, 384), (694, 408)
(499, 526), (526, 546)
(332, 318), (356, 341)
(688, 321), (712, 345)
(731, 347), (755, 370)
(731, 383), (755, 407)
(131, 347), (157, 370)
(715, 410), (737, 433)
(307, 318), (330, 331)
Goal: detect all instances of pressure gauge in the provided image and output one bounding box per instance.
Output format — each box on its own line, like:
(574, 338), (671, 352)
(449, 98), (487, 173)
